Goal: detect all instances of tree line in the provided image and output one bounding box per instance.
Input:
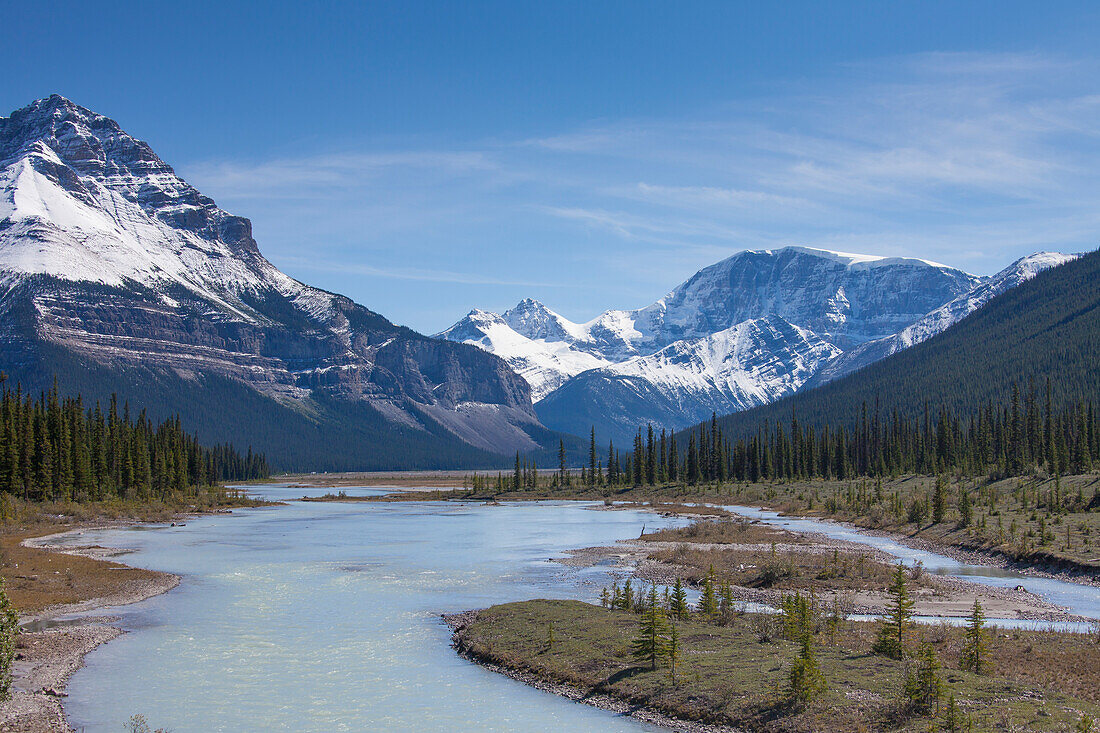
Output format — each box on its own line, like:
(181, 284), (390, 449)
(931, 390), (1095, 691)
(0, 376), (268, 503)
(584, 380), (1097, 487)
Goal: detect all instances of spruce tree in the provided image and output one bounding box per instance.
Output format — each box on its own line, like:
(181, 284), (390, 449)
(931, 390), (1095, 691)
(788, 614), (826, 703)
(698, 570), (719, 619)
(959, 599), (988, 674)
(872, 565), (915, 659)
(666, 621), (682, 683)
(932, 475), (947, 524)
(904, 642), (943, 715)
(957, 488), (972, 529)
(631, 586), (669, 670)
(588, 427), (597, 485)
(670, 577), (690, 620)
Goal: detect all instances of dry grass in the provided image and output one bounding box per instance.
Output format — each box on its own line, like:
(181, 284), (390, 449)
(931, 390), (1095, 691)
(456, 599), (1100, 733)
(643, 518), (805, 545)
(0, 526), (165, 613)
(0, 490), (270, 614)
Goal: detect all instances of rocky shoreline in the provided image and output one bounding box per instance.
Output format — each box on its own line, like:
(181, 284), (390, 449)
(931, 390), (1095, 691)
(0, 527), (182, 733)
(443, 611), (744, 733)
(555, 526), (1090, 625)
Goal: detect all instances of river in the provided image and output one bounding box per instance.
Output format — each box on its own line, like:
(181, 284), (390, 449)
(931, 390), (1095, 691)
(56, 488), (1099, 730)
(59, 487), (688, 732)
(723, 504), (1100, 628)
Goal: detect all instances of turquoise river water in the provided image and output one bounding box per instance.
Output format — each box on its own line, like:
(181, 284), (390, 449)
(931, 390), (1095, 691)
(59, 487), (689, 732)
(54, 487), (1100, 730)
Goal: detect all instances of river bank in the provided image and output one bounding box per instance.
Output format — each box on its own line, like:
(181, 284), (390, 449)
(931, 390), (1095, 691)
(0, 524), (181, 732)
(451, 599), (1100, 733)
(0, 496), (264, 732)
(444, 610), (741, 733)
(284, 472), (1100, 581)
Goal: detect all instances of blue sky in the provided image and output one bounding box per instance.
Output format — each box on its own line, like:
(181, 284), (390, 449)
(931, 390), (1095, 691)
(6, 1), (1100, 332)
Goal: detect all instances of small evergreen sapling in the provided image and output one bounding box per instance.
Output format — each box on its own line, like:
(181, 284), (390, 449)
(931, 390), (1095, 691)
(904, 642), (944, 715)
(872, 565), (915, 660)
(959, 599), (988, 674)
(787, 603), (826, 703)
(697, 569), (719, 619)
(670, 578), (690, 620)
(0, 579), (16, 701)
(631, 586), (670, 670)
(666, 622), (682, 683)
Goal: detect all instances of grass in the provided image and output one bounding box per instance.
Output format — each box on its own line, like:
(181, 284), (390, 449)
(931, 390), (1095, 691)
(731, 474), (1100, 572)
(640, 518), (939, 595)
(0, 488), (274, 613)
(456, 599), (1100, 732)
(374, 473), (1100, 575)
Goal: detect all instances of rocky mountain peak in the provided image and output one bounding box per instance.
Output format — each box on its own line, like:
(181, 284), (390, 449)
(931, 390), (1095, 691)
(0, 95), (545, 466)
(1, 95), (169, 178)
(502, 298), (575, 342)
(1, 96), (267, 290)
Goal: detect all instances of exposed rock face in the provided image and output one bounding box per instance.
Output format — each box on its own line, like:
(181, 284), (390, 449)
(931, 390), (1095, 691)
(440, 246), (994, 442)
(0, 96), (541, 466)
(535, 316), (843, 441)
(803, 251), (1080, 388)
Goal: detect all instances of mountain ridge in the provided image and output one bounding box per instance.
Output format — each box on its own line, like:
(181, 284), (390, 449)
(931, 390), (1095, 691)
(440, 245), (1018, 442)
(0, 95), (552, 469)
(701, 247), (1100, 444)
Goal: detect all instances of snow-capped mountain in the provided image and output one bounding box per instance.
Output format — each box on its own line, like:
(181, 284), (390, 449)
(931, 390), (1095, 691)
(535, 316), (843, 441)
(0, 95), (545, 468)
(440, 246), (1070, 442)
(437, 304), (614, 401)
(804, 251), (1080, 388)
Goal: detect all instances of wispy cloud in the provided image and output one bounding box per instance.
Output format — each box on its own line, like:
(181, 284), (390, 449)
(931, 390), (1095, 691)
(181, 51), (1100, 331)
(280, 256), (565, 288)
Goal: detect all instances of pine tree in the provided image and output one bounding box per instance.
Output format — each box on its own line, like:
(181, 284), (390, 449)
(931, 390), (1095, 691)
(667, 435), (678, 482)
(904, 642), (943, 715)
(0, 579), (18, 701)
(957, 488), (973, 529)
(666, 621), (682, 683)
(942, 694), (966, 732)
(788, 614), (826, 703)
(872, 565), (915, 659)
(698, 570), (719, 619)
(932, 474), (947, 524)
(959, 599), (988, 674)
(670, 577), (690, 620)
(588, 427), (597, 485)
(620, 578), (634, 611)
(631, 586), (669, 670)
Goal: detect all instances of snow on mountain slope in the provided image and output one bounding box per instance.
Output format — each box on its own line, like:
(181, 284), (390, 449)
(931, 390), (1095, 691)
(534, 316), (842, 442)
(439, 246), (982, 409)
(439, 245), (1076, 442)
(0, 106), (323, 326)
(0, 95), (543, 462)
(804, 251), (1081, 387)
(436, 307), (613, 400)
(630, 246), (983, 351)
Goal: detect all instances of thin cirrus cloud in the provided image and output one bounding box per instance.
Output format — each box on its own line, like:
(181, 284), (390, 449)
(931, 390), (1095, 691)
(182, 51), (1100, 331)
(279, 256), (566, 289)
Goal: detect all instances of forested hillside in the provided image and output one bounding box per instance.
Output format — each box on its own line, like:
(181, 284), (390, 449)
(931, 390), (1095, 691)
(0, 376), (268, 502)
(704, 248), (1100, 444)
